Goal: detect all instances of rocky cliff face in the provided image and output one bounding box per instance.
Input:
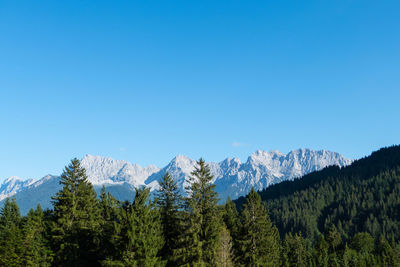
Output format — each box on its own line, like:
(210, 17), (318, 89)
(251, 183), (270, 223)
(0, 148), (352, 213)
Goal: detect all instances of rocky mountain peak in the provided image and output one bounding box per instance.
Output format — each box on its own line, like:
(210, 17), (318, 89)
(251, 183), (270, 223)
(1, 149), (353, 210)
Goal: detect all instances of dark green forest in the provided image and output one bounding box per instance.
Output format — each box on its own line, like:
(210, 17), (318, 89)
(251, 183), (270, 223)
(2, 146), (400, 266)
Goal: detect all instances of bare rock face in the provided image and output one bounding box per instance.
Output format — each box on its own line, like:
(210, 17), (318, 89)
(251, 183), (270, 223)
(80, 154), (160, 187)
(78, 149), (351, 201)
(213, 149), (352, 200)
(1, 148), (352, 213)
(0, 176), (34, 201)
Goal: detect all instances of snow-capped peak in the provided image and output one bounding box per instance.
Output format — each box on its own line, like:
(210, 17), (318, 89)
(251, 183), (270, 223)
(3, 176), (23, 185)
(248, 149), (284, 168)
(1, 149), (353, 206)
(81, 154), (160, 186)
(170, 155), (194, 167)
(220, 157), (241, 168)
(0, 176), (35, 201)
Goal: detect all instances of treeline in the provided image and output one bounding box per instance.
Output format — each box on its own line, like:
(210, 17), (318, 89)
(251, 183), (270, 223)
(245, 145), (400, 243)
(1, 149), (400, 266)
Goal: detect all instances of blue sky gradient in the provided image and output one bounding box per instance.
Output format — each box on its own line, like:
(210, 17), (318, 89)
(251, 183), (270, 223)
(1, 1), (399, 181)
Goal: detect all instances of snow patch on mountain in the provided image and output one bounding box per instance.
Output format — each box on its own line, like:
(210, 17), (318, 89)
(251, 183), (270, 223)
(0, 149), (352, 205)
(214, 149), (352, 200)
(0, 176), (35, 201)
(81, 154), (160, 187)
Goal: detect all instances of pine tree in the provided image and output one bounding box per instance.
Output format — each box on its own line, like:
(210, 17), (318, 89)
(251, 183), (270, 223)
(282, 233), (308, 267)
(51, 158), (101, 266)
(223, 197), (240, 263)
(324, 224), (342, 254)
(99, 186), (124, 264)
(342, 245), (358, 267)
(181, 158), (221, 266)
(376, 235), (398, 267)
(314, 235), (329, 267)
(101, 197), (129, 267)
(156, 172), (183, 266)
(122, 187), (164, 266)
(0, 198), (23, 267)
(173, 208), (199, 266)
(238, 187), (280, 267)
(223, 197), (239, 236)
(350, 232), (374, 255)
(21, 204), (53, 266)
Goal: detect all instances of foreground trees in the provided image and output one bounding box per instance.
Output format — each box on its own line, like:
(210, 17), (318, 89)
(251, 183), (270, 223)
(0, 198), (23, 267)
(1, 156), (400, 266)
(238, 188), (280, 267)
(122, 187), (164, 266)
(51, 158), (102, 266)
(156, 172), (182, 266)
(22, 204), (53, 266)
(181, 158), (221, 265)
(255, 145), (400, 244)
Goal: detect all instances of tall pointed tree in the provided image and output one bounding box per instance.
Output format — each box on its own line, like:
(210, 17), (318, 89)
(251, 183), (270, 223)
(98, 186), (124, 264)
(324, 224), (342, 254)
(377, 235), (397, 267)
(182, 158), (221, 265)
(0, 198), (23, 267)
(21, 204), (53, 266)
(223, 197), (240, 263)
(314, 235), (329, 267)
(51, 158), (101, 266)
(282, 232), (309, 267)
(122, 187), (164, 266)
(156, 172), (183, 266)
(238, 187), (281, 267)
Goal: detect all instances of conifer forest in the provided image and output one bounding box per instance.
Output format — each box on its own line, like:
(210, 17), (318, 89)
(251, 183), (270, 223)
(2, 146), (400, 267)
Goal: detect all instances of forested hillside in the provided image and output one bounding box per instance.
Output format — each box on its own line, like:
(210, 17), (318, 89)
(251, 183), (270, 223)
(233, 145), (400, 243)
(1, 147), (400, 266)
(244, 145), (400, 245)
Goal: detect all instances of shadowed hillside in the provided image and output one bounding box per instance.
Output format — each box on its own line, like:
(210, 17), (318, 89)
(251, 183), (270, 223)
(235, 145), (400, 243)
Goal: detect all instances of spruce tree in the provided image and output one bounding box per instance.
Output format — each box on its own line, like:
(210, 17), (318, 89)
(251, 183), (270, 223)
(223, 197), (239, 237)
(324, 224), (342, 254)
(223, 197), (240, 263)
(99, 186), (124, 265)
(282, 233), (309, 267)
(181, 158), (221, 266)
(377, 235), (397, 267)
(21, 204), (53, 266)
(156, 172), (183, 266)
(122, 187), (164, 266)
(342, 245), (359, 267)
(51, 158), (101, 266)
(0, 198), (23, 267)
(238, 187), (280, 267)
(314, 235), (329, 267)
(350, 232), (374, 255)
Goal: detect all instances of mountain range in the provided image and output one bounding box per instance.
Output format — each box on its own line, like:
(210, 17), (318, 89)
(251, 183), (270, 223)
(0, 149), (352, 214)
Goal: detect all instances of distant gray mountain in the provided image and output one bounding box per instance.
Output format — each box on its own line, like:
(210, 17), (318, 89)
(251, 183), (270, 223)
(0, 149), (352, 214)
(0, 176), (35, 201)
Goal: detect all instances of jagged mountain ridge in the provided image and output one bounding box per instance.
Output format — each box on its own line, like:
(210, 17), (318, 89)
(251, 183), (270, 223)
(0, 149), (352, 214)
(0, 176), (35, 201)
(80, 154), (161, 187)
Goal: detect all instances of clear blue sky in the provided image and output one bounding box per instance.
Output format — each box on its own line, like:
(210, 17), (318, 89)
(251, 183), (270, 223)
(1, 1), (399, 181)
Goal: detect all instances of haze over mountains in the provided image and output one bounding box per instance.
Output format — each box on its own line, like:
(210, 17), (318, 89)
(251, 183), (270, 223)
(0, 149), (351, 214)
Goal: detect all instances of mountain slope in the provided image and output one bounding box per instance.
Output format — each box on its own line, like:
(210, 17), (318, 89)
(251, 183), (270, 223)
(235, 145), (400, 242)
(214, 149), (351, 200)
(0, 176), (35, 201)
(3, 175), (61, 215)
(0, 148), (351, 214)
(80, 154), (160, 187)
